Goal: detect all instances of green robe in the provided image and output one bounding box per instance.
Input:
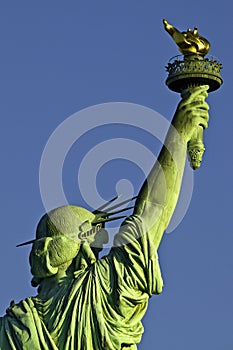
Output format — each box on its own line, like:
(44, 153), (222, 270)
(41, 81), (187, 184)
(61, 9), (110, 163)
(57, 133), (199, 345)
(0, 215), (163, 349)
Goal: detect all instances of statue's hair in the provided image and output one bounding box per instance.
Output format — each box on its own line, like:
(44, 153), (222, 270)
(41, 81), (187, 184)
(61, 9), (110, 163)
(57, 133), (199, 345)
(36, 205), (95, 239)
(29, 235), (80, 287)
(30, 205), (95, 287)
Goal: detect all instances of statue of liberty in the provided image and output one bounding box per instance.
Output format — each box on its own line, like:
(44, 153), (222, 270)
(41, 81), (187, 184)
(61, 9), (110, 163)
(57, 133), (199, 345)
(0, 84), (210, 349)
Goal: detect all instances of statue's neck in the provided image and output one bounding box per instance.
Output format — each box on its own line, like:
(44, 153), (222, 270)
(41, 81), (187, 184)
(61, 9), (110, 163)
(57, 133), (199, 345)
(38, 269), (69, 298)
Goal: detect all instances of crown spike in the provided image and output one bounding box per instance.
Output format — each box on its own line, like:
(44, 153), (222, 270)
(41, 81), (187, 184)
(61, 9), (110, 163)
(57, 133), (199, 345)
(16, 239), (36, 247)
(107, 206), (135, 216)
(105, 196), (137, 212)
(93, 194), (123, 213)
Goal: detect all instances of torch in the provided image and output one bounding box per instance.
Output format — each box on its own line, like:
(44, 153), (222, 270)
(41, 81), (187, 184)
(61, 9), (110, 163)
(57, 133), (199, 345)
(163, 19), (223, 169)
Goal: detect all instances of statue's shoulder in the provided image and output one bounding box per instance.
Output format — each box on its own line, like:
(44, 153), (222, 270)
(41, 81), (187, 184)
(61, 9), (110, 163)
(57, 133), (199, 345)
(3, 298), (34, 319)
(0, 298), (36, 348)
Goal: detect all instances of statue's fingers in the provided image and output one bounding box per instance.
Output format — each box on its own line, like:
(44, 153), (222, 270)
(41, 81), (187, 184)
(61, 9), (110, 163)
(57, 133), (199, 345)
(185, 100), (210, 111)
(181, 85), (209, 102)
(190, 107), (209, 120)
(192, 111), (209, 129)
(180, 101), (210, 116)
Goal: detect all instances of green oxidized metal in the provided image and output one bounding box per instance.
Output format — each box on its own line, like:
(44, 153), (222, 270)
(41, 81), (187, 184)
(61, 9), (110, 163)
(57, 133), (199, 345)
(166, 54), (223, 92)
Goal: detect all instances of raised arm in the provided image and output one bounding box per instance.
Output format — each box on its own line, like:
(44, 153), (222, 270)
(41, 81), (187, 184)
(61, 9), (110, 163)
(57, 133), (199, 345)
(133, 86), (209, 250)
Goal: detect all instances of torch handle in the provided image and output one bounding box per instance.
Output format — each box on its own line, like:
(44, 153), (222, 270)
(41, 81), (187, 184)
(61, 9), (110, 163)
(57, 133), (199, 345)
(187, 125), (205, 170)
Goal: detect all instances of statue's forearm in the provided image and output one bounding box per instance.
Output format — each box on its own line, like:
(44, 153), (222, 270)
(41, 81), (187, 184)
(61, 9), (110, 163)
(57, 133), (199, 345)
(134, 128), (187, 249)
(133, 86), (209, 250)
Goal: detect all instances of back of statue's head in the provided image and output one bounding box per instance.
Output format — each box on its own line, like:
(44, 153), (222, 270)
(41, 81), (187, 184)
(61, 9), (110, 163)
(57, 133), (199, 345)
(36, 205), (95, 239)
(30, 205), (96, 287)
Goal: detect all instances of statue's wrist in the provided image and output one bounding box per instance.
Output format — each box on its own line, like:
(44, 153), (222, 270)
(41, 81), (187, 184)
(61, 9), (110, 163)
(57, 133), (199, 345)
(165, 125), (188, 148)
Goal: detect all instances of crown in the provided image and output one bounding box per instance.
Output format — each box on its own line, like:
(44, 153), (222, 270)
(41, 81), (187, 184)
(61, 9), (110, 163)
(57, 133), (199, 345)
(16, 195), (137, 247)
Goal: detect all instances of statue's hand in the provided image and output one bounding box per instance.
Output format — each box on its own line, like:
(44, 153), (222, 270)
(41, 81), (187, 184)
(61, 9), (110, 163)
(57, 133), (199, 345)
(172, 85), (209, 143)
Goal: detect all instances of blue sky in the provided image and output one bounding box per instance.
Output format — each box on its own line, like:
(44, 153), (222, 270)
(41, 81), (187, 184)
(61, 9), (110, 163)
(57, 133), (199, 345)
(0, 1), (232, 349)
